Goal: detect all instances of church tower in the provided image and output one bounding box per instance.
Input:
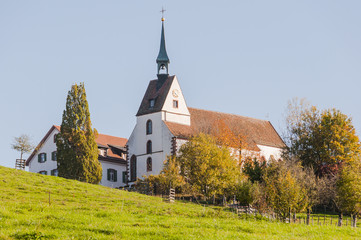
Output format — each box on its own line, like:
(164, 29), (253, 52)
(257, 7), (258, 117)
(127, 16), (190, 184)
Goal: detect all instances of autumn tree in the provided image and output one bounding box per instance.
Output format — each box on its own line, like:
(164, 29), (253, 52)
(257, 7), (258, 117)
(11, 134), (34, 160)
(336, 160), (361, 227)
(263, 161), (310, 221)
(159, 155), (186, 191)
(284, 98), (361, 177)
(56, 83), (102, 184)
(178, 133), (241, 199)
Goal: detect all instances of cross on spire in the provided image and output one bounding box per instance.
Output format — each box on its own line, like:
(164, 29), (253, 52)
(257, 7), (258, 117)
(160, 7), (166, 20)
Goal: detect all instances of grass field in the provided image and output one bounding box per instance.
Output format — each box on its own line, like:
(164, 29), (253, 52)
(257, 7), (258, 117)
(0, 166), (360, 239)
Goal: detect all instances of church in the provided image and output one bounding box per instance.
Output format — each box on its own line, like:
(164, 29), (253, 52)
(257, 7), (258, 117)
(126, 18), (285, 184)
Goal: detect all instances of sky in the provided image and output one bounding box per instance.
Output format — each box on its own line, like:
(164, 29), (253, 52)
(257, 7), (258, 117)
(1, 1), (360, 168)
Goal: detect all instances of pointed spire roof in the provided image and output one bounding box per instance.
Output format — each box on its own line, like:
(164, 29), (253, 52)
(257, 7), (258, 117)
(156, 19), (170, 64)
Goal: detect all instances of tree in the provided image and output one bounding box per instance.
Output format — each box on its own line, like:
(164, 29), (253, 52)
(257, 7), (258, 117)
(178, 133), (241, 199)
(263, 161), (310, 221)
(56, 83), (102, 184)
(243, 157), (267, 183)
(336, 160), (361, 227)
(285, 98), (361, 177)
(11, 134), (34, 160)
(159, 155), (186, 191)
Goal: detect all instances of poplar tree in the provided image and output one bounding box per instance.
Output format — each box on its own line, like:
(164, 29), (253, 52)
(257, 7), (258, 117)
(56, 83), (102, 184)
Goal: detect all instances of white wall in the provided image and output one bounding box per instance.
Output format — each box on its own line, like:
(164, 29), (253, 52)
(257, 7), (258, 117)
(257, 144), (283, 161)
(28, 128), (59, 175)
(99, 160), (127, 188)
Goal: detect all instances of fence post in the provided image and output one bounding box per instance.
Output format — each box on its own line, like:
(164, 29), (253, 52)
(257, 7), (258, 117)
(338, 212), (343, 227)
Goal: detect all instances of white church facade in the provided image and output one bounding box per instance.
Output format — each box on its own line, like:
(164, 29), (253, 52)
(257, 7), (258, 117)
(126, 18), (285, 184)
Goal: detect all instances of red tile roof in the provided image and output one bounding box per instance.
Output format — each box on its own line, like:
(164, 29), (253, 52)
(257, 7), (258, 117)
(164, 107), (285, 150)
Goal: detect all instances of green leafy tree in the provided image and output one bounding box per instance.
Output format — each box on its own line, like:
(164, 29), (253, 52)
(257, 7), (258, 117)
(11, 134), (34, 160)
(336, 160), (361, 227)
(285, 98), (361, 177)
(56, 83), (102, 184)
(243, 157), (266, 183)
(178, 133), (241, 199)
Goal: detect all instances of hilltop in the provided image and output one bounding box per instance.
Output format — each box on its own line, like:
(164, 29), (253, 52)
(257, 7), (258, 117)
(0, 166), (360, 239)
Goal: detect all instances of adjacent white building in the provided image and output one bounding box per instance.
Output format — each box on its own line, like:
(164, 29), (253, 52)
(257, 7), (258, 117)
(26, 125), (128, 188)
(127, 19), (286, 184)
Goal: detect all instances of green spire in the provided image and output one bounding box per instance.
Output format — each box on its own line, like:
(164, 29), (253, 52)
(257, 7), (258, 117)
(156, 19), (170, 75)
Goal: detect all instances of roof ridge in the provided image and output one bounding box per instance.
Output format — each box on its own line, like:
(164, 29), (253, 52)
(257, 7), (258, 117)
(188, 107), (270, 123)
(96, 132), (128, 140)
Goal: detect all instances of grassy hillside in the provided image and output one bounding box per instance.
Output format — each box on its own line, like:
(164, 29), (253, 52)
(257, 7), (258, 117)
(0, 166), (360, 239)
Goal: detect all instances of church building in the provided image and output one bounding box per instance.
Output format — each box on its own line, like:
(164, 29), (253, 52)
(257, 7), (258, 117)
(126, 18), (285, 184)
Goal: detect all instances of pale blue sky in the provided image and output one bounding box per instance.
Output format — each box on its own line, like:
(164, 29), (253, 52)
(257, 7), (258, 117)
(1, 1), (360, 168)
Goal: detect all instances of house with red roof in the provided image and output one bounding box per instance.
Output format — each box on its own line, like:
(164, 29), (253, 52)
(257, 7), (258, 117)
(26, 125), (128, 188)
(126, 18), (285, 184)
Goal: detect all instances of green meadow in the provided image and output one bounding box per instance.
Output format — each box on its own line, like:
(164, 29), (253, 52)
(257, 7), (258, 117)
(0, 166), (360, 239)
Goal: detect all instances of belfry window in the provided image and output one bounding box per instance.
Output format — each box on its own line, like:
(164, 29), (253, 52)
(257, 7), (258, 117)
(146, 140), (152, 154)
(173, 100), (178, 108)
(146, 120), (152, 135)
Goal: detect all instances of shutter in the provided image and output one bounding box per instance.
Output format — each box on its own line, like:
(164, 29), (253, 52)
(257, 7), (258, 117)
(38, 154), (41, 163)
(44, 153), (47, 162)
(114, 170), (117, 182)
(107, 169), (110, 181)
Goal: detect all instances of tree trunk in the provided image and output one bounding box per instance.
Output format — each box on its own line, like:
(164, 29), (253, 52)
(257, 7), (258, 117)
(289, 208), (291, 223)
(293, 212), (296, 223)
(352, 214), (357, 228)
(306, 208), (310, 225)
(338, 212), (343, 227)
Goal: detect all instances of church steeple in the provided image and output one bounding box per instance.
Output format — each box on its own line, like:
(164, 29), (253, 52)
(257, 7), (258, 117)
(156, 17), (170, 77)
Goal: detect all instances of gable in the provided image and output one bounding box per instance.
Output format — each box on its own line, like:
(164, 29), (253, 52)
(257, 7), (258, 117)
(162, 76), (190, 116)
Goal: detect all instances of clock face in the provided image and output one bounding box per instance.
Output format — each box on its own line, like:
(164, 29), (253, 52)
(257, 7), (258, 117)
(172, 89), (179, 98)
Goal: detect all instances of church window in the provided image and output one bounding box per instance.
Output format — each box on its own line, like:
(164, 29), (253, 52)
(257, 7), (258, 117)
(149, 99), (155, 108)
(173, 100), (178, 108)
(146, 140), (152, 154)
(51, 151), (57, 161)
(130, 155), (137, 182)
(107, 169), (117, 182)
(51, 169), (58, 176)
(146, 120), (152, 135)
(38, 153), (47, 163)
(39, 170), (47, 175)
(147, 157), (152, 172)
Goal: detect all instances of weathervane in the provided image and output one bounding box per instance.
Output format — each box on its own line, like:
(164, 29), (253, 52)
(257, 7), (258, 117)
(160, 7), (166, 21)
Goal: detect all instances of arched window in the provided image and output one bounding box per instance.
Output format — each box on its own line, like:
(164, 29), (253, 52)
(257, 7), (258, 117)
(147, 157), (152, 172)
(146, 120), (152, 135)
(130, 155), (137, 182)
(146, 140), (152, 154)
